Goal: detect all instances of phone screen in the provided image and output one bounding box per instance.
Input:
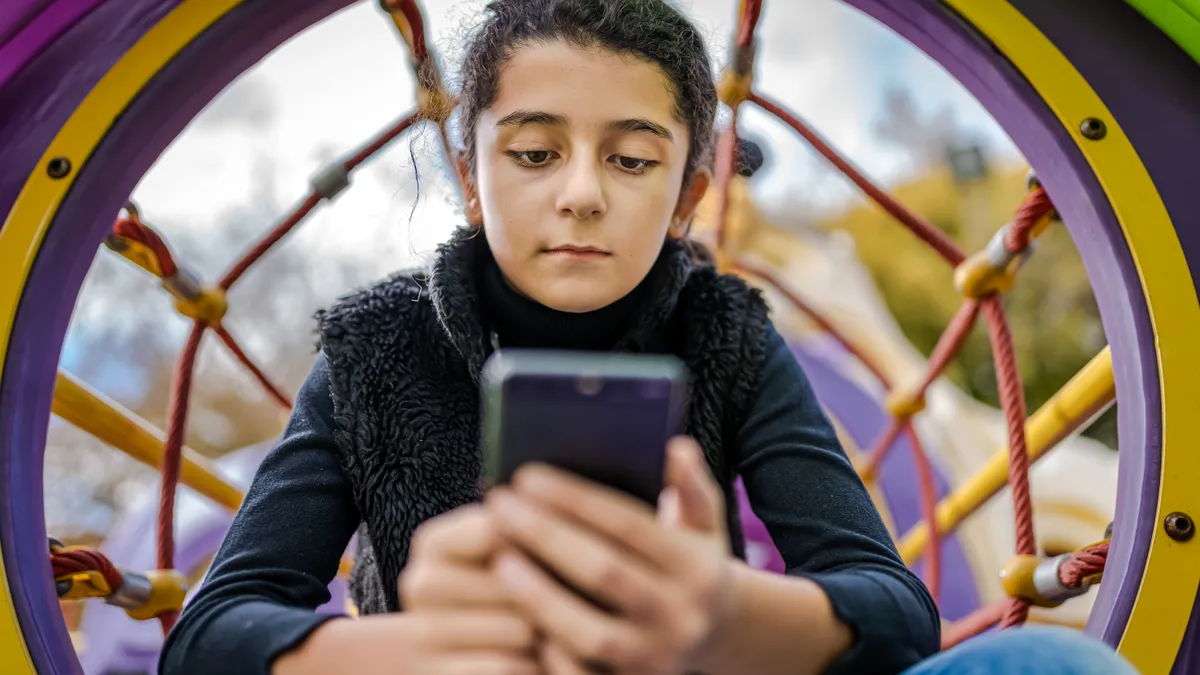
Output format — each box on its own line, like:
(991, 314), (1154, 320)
(481, 350), (688, 504)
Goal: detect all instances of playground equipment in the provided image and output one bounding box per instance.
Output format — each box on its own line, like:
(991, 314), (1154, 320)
(693, 172), (1122, 632)
(1, 0), (1199, 673)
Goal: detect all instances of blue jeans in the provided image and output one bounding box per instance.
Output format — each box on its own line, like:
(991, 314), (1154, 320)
(903, 626), (1139, 674)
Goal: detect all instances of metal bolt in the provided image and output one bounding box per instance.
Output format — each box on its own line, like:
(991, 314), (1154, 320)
(46, 157), (72, 179)
(1165, 512), (1194, 542)
(1080, 118), (1107, 141)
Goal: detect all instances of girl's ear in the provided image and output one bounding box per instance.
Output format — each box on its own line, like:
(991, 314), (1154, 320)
(669, 167), (712, 238)
(456, 152), (483, 226)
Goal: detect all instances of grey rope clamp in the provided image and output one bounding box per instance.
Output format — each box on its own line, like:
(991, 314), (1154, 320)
(104, 570), (154, 610)
(1032, 553), (1095, 605)
(311, 162), (352, 201)
(983, 222), (1035, 273)
(161, 266), (205, 303)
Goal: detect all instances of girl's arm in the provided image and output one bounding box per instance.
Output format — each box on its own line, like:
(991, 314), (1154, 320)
(158, 355), (361, 675)
(711, 323), (940, 675)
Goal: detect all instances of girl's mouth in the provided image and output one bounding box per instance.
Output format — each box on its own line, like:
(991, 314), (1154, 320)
(543, 245), (611, 258)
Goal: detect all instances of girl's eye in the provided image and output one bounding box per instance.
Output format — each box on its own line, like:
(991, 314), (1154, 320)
(612, 155), (658, 174)
(508, 150), (556, 167)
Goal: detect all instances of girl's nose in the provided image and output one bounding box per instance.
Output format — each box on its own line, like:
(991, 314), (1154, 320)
(555, 157), (607, 220)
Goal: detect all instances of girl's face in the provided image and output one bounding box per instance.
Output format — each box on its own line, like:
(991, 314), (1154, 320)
(465, 41), (710, 313)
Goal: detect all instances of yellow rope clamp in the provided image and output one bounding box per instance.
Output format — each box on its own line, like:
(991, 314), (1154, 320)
(717, 69), (752, 109)
(953, 227), (1026, 300)
(885, 386), (927, 419)
(103, 234), (164, 278)
(955, 178), (1057, 300)
(55, 570), (113, 601)
(165, 273), (228, 325)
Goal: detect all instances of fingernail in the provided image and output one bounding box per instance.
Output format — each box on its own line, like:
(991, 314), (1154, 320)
(490, 491), (532, 525)
(514, 464), (555, 494)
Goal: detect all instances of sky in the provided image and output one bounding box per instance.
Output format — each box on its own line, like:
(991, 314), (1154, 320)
(126, 0), (1020, 276)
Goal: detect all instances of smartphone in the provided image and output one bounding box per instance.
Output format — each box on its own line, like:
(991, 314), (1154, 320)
(480, 349), (689, 505)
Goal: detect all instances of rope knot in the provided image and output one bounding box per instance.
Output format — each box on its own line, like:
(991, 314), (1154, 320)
(419, 86), (455, 125)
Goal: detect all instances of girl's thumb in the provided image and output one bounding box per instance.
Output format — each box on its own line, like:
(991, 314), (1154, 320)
(664, 436), (724, 535)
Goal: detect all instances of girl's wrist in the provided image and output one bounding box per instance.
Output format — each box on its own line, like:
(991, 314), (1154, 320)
(692, 560), (854, 675)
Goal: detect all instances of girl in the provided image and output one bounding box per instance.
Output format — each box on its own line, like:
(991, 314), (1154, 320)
(159, 1), (1136, 674)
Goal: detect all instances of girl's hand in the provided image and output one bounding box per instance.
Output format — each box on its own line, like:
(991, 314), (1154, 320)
(485, 436), (734, 675)
(399, 504), (516, 612)
(272, 612), (541, 675)
(390, 505), (541, 673)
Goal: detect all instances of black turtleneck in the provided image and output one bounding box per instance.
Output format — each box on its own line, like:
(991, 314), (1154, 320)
(478, 256), (658, 352)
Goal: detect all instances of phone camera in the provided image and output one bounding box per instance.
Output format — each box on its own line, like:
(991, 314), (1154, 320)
(576, 374), (603, 396)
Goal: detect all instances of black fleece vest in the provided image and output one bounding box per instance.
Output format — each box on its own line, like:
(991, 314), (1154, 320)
(316, 230), (771, 615)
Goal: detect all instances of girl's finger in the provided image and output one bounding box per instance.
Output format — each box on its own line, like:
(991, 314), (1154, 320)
(415, 610), (539, 652)
(539, 640), (595, 675)
(487, 490), (662, 617)
(494, 551), (651, 671)
(505, 466), (680, 571)
(664, 437), (725, 536)
(399, 559), (516, 610)
(410, 505), (502, 563)
(657, 486), (681, 527)
(434, 653), (541, 675)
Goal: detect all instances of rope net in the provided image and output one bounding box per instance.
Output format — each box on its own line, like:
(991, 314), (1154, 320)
(47, 0), (1110, 649)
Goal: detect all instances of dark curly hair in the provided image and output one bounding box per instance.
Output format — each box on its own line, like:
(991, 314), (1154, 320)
(456, 0), (718, 183)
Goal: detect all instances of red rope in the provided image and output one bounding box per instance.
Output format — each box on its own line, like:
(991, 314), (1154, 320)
(1004, 187), (1053, 253)
(862, 300), (979, 475)
(51, 547), (123, 594)
(218, 194), (322, 291)
(735, 0), (764, 47)
(155, 322), (204, 634)
(712, 113), (741, 250)
(981, 297), (1036, 629)
(342, 110), (419, 172)
(905, 424), (940, 604)
(734, 261), (891, 385)
(385, 0), (429, 62)
(748, 91), (966, 266)
(1059, 541), (1108, 588)
(942, 599), (1007, 649)
(212, 325), (292, 409)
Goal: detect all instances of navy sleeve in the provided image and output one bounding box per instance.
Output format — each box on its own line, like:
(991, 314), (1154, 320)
(734, 324), (941, 674)
(159, 354), (361, 675)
